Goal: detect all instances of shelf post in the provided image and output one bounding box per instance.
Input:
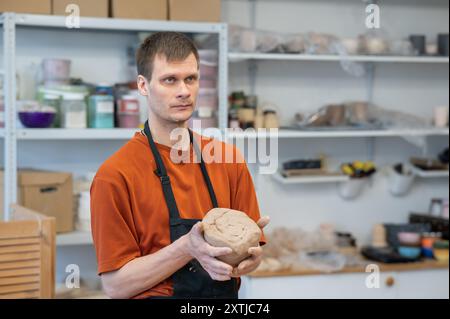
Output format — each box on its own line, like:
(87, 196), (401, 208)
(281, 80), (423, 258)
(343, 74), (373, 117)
(246, 0), (258, 96)
(2, 13), (17, 221)
(218, 23), (229, 132)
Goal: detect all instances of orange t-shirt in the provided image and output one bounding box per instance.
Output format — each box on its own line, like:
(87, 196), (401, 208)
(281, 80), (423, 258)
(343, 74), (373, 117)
(90, 131), (264, 299)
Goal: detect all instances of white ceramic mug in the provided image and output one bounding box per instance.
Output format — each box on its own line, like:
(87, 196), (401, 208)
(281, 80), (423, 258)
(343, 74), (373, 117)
(433, 106), (449, 128)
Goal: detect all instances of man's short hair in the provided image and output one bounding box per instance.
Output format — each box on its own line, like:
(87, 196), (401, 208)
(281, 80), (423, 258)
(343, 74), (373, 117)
(136, 32), (199, 80)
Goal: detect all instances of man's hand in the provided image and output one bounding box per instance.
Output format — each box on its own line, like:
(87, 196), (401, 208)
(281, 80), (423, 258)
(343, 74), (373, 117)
(231, 216), (270, 277)
(183, 222), (234, 281)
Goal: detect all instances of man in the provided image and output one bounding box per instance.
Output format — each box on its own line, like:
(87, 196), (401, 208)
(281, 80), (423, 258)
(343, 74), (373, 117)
(90, 32), (269, 299)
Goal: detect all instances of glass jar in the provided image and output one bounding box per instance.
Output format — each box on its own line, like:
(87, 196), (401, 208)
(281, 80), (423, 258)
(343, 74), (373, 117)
(238, 107), (255, 124)
(229, 113), (240, 130)
(254, 107), (264, 129)
(231, 91), (245, 108)
(95, 83), (114, 96)
(88, 95), (114, 128)
(245, 95), (258, 109)
(61, 93), (87, 128)
(43, 93), (62, 128)
(264, 110), (279, 129)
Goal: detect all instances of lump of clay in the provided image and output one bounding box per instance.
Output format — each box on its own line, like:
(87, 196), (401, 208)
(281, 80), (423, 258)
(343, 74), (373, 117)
(202, 208), (262, 267)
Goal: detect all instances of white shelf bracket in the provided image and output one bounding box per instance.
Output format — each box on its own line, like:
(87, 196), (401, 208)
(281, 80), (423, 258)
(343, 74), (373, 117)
(365, 62), (375, 104)
(366, 136), (376, 161)
(249, 60), (258, 95)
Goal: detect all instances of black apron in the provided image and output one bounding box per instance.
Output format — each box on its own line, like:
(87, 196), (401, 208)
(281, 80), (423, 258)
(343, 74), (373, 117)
(144, 121), (238, 299)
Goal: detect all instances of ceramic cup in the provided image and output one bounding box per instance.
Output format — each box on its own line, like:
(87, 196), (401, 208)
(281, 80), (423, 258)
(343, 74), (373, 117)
(433, 106), (449, 128)
(326, 104), (346, 126)
(409, 35), (426, 55)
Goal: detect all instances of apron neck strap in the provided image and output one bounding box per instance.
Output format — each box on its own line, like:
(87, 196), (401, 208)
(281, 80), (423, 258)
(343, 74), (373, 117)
(143, 121), (219, 218)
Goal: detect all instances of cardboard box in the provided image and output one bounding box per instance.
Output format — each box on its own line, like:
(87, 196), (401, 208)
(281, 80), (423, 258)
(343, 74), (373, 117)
(0, 0), (51, 15)
(52, 0), (109, 18)
(169, 0), (221, 22)
(111, 0), (167, 20)
(18, 170), (74, 234)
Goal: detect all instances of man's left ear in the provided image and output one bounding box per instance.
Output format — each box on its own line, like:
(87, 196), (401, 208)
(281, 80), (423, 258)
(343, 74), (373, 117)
(137, 75), (149, 96)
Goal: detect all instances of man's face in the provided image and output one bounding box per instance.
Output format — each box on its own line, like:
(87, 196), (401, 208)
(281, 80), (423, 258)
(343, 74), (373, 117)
(144, 53), (199, 125)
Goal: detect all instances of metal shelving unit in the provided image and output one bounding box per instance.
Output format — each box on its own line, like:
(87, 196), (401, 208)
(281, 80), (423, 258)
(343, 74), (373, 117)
(228, 52), (450, 64)
(56, 231), (93, 246)
(411, 166), (450, 178)
(17, 128), (139, 140)
(272, 172), (350, 184)
(10, 127), (450, 141)
(16, 127), (229, 140)
(226, 128), (450, 139)
(0, 12), (229, 221)
(1, 8), (449, 241)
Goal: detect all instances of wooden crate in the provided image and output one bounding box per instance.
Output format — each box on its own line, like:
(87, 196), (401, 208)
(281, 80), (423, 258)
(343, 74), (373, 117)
(0, 205), (55, 299)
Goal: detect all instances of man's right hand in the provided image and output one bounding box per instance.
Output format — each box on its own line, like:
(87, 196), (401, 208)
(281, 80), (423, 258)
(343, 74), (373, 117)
(183, 222), (234, 281)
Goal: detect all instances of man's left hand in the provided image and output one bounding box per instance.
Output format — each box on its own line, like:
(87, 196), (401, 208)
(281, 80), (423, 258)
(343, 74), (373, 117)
(231, 216), (270, 277)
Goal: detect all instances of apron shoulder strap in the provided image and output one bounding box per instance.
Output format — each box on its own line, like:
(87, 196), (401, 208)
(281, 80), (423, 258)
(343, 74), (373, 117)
(144, 121), (219, 219)
(144, 122), (181, 218)
(191, 130), (219, 209)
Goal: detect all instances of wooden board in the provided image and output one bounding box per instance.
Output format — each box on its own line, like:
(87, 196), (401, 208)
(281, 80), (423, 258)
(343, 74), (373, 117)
(0, 205), (55, 299)
(0, 283), (40, 295)
(0, 268), (40, 278)
(0, 244), (40, 254)
(0, 237), (41, 247)
(0, 290), (40, 299)
(0, 259), (41, 271)
(250, 258), (449, 278)
(0, 275), (40, 286)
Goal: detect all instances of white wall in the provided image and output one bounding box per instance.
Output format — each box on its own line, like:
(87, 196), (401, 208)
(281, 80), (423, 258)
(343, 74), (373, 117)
(1, 0), (448, 288)
(223, 0), (449, 245)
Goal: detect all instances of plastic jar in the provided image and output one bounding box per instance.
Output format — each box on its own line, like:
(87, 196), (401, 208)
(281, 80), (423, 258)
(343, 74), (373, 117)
(200, 78), (217, 89)
(199, 60), (218, 79)
(117, 95), (140, 128)
(238, 107), (255, 123)
(61, 93), (87, 128)
(421, 232), (441, 258)
(198, 50), (218, 64)
(0, 95), (4, 128)
(197, 107), (215, 118)
(189, 116), (217, 129)
(88, 95), (114, 128)
(197, 88), (218, 108)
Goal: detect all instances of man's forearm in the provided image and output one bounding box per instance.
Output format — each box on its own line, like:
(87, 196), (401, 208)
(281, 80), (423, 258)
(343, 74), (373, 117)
(102, 234), (192, 299)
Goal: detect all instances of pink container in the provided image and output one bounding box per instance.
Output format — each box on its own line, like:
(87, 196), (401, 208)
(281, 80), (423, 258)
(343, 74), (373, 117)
(189, 116), (218, 129)
(117, 95), (140, 128)
(398, 232), (422, 246)
(42, 58), (71, 82)
(0, 98), (4, 128)
(199, 61), (218, 78)
(200, 78), (217, 89)
(118, 113), (140, 128)
(198, 50), (218, 63)
(197, 89), (218, 108)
